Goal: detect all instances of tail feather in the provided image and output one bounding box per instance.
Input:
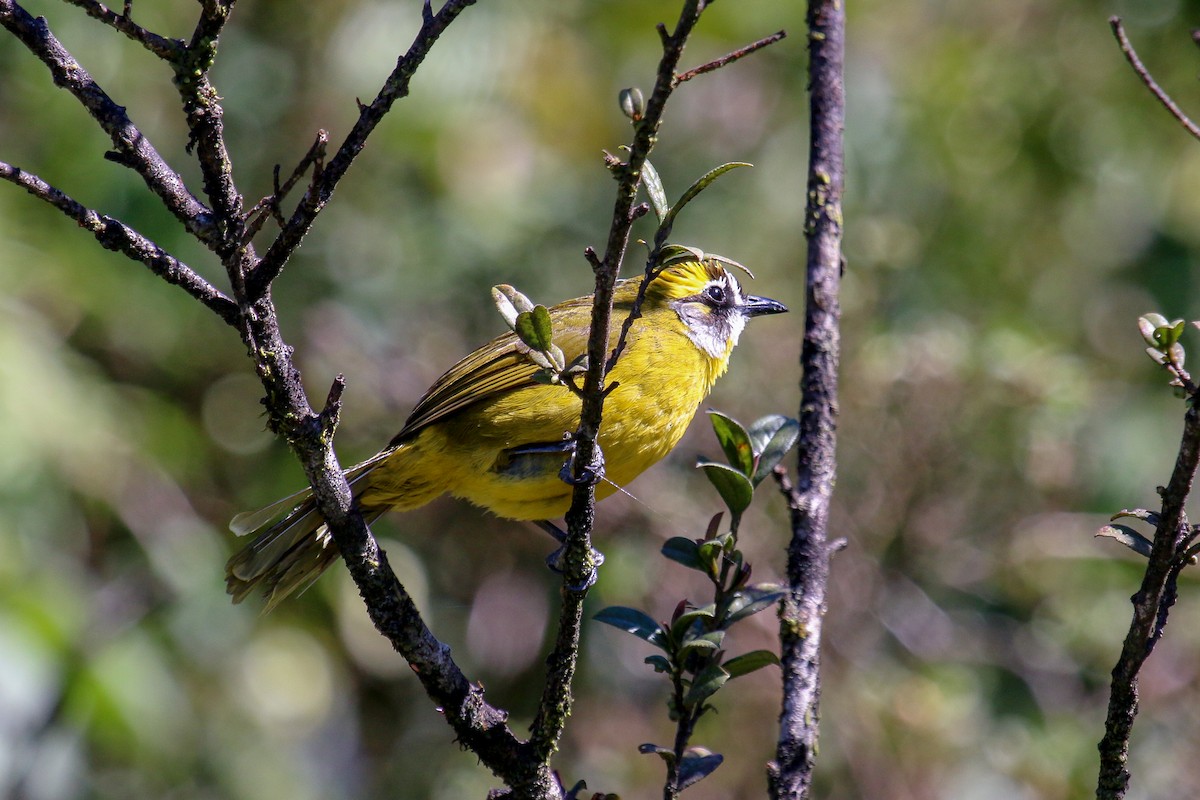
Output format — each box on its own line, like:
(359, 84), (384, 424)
(227, 452), (397, 610)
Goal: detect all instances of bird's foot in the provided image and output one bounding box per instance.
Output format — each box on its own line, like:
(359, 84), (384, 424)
(537, 520), (604, 591)
(558, 437), (605, 487)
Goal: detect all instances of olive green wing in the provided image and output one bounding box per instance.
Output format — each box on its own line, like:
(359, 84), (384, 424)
(390, 297), (595, 444)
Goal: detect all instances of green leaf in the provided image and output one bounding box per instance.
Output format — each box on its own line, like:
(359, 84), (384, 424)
(662, 162), (752, 233)
(697, 459), (754, 517)
(678, 749), (724, 790)
(671, 605), (716, 639)
(644, 654), (671, 673)
(722, 649), (780, 678)
(654, 243), (707, 269)
(679, 630), (725, 658)
(685, 661), (729, 706)
(750, 416), (800, 486)
(638, 742), (674, 761)
(696, 538), (723, 580)
(708, 410), (754, 475)
(724, 584), (786, 625)
(594, 606), (666, 649)
(661, 536), (705, 571)
(642, 159), (669, 221)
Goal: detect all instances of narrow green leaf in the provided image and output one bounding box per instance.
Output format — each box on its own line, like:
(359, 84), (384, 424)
(722, 649), (781, 678)
(707, 410), (754, 475)
(661, 536), (705, 571)
(642, 159), (669, 221)
(685, 661), (730, 706)
(678, 749), (724, 789)
(654, 243), (706, 269)
(594, 606), (666, 649)
(662, 162), (752, 232)
(697, 460), (754, 516)
(752, 417), (800, 486)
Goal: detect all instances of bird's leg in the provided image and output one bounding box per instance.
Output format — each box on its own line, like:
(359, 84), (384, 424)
(536, 520), (604, 590)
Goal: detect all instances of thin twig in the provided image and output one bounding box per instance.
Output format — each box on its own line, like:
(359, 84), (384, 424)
(61, 0), (183, 59)
(249, 0), (479, 299)
(1111, 16), (1200, 142)
(0, 160), (238, 324)
(675, 30), (787, 85)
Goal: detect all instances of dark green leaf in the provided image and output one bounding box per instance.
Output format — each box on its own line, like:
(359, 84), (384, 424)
(661, 536), (704, 571)
(594, 606), (666, 649)
(678, 750), (724, 790)
(642, 159), (668, 221)
(639, 743), (674, 761)
(670, 605), (716, 639)
(724, 584), (786, 625)
(644, 654), (671, 672)
(750, 416), (800, 486)
(697, 460), (754, 516)
(722, 649), (780, 678)
(685, 661), (729, 706)
(707, 410), (754, 475)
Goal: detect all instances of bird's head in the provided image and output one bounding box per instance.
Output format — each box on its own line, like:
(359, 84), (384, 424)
(644, 259), (787, 359)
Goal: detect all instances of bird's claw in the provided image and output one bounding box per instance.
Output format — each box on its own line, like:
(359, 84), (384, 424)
(537, 520), (604, 591)
(558, 438), (605, 487)
(544, 544), (605, 591)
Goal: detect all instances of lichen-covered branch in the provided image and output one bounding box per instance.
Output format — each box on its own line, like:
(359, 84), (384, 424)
(768, 1), (844, 798)
(0, 160), (237, 323)
(526, 2), (710, 775)
(0, 0), (216, 242)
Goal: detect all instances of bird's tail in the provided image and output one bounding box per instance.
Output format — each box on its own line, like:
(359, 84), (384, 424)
(225, 456), (386, 612)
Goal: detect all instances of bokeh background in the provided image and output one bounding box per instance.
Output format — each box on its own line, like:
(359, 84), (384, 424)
(4, 0), (1200, 797)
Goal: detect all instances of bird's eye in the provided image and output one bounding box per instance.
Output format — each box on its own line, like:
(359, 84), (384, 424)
(703, 284), (726, 305)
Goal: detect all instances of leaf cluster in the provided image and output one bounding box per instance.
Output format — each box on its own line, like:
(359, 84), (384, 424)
(594, 411), (798, 795)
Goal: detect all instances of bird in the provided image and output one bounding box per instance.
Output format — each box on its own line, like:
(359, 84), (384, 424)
(226, 258), (787, 610)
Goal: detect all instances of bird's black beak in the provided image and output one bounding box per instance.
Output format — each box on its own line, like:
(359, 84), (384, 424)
(743, 294), (788, 318)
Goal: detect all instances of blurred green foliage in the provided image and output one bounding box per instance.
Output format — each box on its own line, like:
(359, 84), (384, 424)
(5, 1), (1200, 798)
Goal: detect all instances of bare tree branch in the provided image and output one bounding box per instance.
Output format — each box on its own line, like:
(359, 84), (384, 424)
(0, 0), (217, 242)
(768, 1), (844, 797)
(0, 160), (238, 323)
(249, 0), (479, 298)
